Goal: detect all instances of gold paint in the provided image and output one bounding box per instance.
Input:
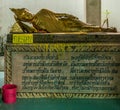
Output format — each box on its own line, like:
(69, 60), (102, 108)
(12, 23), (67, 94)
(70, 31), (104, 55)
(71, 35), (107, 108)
(13, 34), (33, 44)
(10, 8), (117, 33)
(10, 22), (23, 33)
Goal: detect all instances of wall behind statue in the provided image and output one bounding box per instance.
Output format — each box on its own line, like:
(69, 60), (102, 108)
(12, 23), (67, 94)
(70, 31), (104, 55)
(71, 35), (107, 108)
(102, 0), (120, 31)
(0, 0), (85, 35)
(0, 0), (120, 36)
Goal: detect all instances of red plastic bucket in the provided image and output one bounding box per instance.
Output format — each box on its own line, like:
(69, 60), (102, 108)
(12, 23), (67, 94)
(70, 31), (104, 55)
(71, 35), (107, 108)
(2, 84), (17, 104)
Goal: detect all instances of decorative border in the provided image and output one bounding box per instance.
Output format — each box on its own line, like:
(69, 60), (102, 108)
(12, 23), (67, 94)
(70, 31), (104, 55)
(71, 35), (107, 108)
(17, 92), (120, 99)
(5, 44), (120, 98)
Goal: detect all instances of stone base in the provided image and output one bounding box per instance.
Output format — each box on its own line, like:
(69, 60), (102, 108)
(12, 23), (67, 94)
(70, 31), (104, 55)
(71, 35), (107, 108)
(5, 33), (120, 98)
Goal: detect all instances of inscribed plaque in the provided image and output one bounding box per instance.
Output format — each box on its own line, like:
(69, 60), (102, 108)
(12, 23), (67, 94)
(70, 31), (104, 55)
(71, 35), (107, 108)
(5, 33), (120, 98)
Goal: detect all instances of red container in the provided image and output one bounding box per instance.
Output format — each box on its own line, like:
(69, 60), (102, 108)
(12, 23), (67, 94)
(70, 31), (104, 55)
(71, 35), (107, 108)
(2, 84), (17, 104)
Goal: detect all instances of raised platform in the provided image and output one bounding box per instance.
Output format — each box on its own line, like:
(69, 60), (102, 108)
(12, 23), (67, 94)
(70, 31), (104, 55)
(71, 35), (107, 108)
(5, 33), (120, 98)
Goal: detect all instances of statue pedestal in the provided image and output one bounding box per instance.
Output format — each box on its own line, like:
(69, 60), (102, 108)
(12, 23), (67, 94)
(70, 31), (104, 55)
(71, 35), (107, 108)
(5, 33), (120, 98)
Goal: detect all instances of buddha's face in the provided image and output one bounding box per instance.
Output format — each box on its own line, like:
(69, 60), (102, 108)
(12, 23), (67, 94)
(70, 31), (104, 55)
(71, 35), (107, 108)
(10, 8), (33, 22)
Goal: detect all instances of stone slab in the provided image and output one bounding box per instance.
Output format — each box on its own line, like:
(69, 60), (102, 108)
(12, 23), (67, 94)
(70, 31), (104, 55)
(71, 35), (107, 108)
(5, 33), (120, 98)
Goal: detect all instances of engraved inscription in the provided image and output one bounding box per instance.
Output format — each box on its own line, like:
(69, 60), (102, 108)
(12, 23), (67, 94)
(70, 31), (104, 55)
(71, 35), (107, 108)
(11, 44), (120, 94)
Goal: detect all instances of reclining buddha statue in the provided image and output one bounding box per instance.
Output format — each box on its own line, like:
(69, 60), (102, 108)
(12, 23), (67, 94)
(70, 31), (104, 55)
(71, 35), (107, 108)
(10, 8), (117, 33)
